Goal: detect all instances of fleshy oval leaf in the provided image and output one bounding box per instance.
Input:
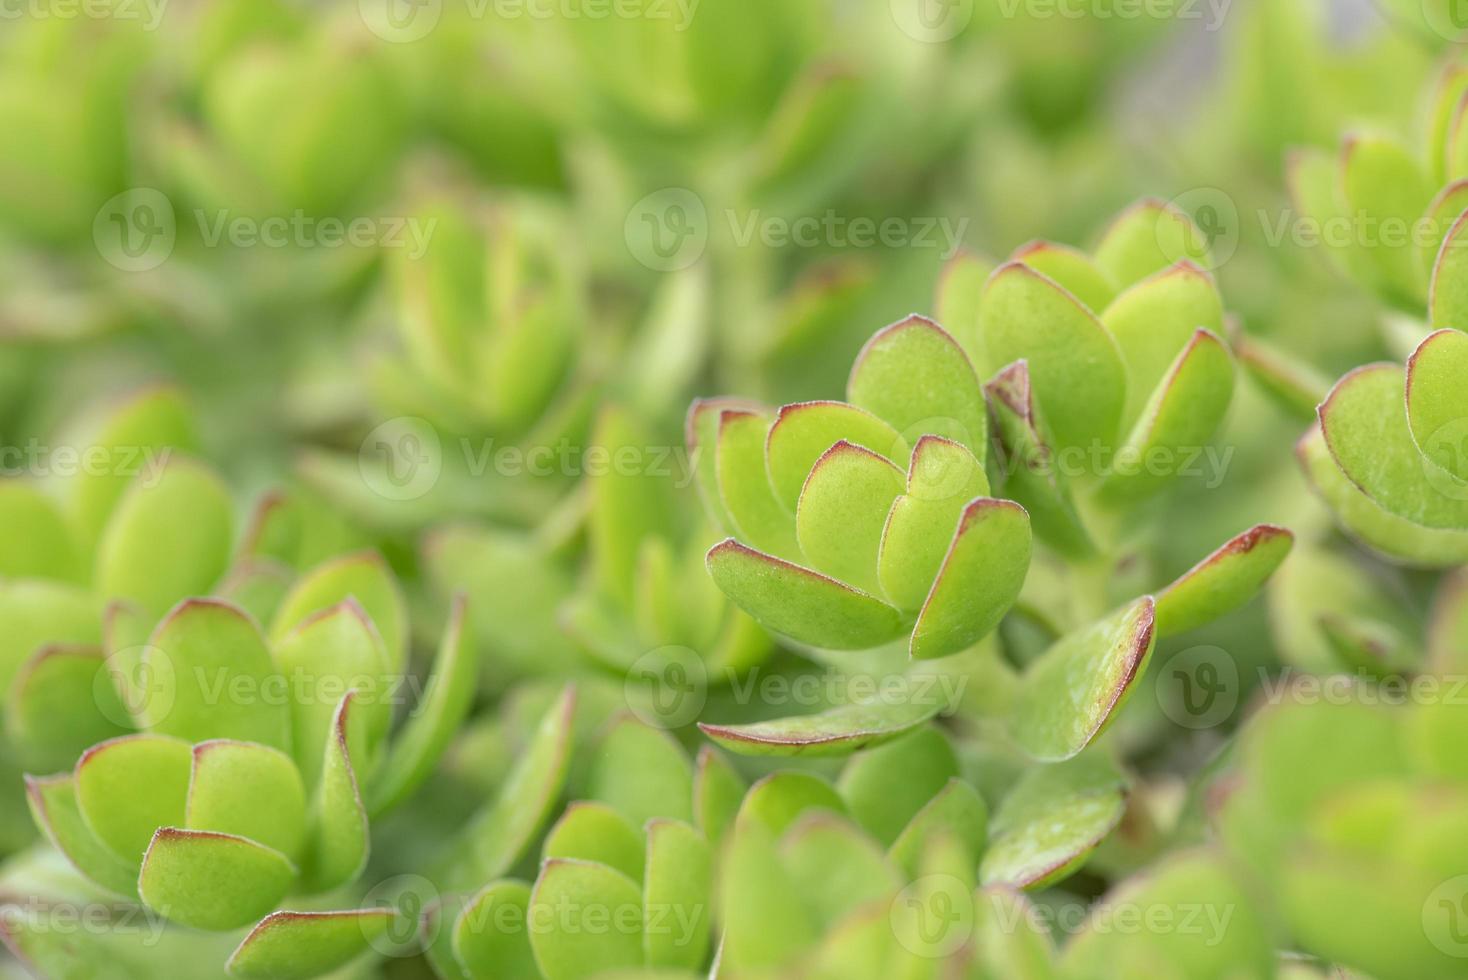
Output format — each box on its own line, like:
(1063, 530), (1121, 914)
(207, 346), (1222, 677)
(978, 263), (1126, 455)
(453, 880), (539, 980)
(1406, 327), (1468, 482)
(1011, 598), (1158, 761)
(795, 441), (905, 594)
(270, 551), (408, 672)
(909, 498), (1032, 660)
(138, 827), (296, 931)
(643, 819), (711, 969)
(979, 755), (1125, 890)
(846, 315), (989, 462)
(1155, 525), (1294, 637)
(74, 733), (192, 865)
(528, 860), (644, 980)
(227, 908), (398, 980)
(764, 401), (907, 512)
(543, 801), (645, 881)
(714, 407), (801, 558)
(699, 698), (939, 758)
(705, 539), (905, 651)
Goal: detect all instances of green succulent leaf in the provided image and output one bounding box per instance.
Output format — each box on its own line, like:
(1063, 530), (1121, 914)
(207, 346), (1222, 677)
(979, 754), (1124, 889)
(0, 482), (81, 583)
(877, 436), (991, 612)
(1431, 211), (1468, 330)
(1420, 179), (1468, 272)
(934, 248), (994, 367)
(642, 819), (711, 969)
(1406, 328), (1468, 482)
(1011, 598), (1158, 761)
(686, 397), (755, 534)
(1319, 363), (1468, 529)
(1234, 333), (1332, 422)
(846, 315), (989, 461)
(712, 406), (801, 558)
(369, 593), (477, 815)
(698, 698), (939, 757)
(1341, 135), (1433, 306)
(1093, 198), (1212, 287)
(298, 692), (369, 894)
(587, 717), (693, 828)
(909, 498), (1031, 660)
(972, 886), (1058, 979)
(587, 406), (676, 607)
(453, 880), (539, 980)
(186, 740), (306, 862)
(1298, 424), (1468, 566)
(74, 733), (192, 865)
(1060, 850), (1272, 979)
(270, 550), (408, 673)
(978, 262), (1126, 455)
(64, 386), (199, 549)
(692, 746), (745, 848)
(1100, 262), (1225, 430)
(1098, 329), (1235, 504)
(544, 801), (646, 881)
(1155, 525), (1294, 637)
(274, 600), (390, 787)
(764, 401), (907, 512)
(779, 812), (899, 928)
(705, 539), (905, 650)
(737, 771), (847, 837)
(887, 777), (989, 880)
(449, 685), (576, 890)
(139, 827), (296, 931)
(7, 645), (129, 762)
(795, 440), (905, 594)
(228, 908), (398, 980)
(528, 859), (645, 980)
(720, 817), (816, 973)
(94, 458), (233, 618)
(985, 362), (1095, 555)
(1011, 240), (1116, 313)
(1429, 568), (1468, 673)
(24, 773), (139, 897)
(0, 581), (97, 696)
(838, 727), (959, 847)
(143, 598), (290, 752)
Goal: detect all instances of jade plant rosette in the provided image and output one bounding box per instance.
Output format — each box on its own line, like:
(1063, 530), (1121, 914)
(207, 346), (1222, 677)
(22, 551), (477, 976)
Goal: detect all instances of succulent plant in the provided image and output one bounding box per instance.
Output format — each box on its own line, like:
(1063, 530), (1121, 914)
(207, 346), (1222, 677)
(22, 556), (474, 964)
(687, 204), (1291, 761)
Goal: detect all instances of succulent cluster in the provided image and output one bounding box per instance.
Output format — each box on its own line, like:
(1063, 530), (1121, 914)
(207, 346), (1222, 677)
(6, 5), (1468, 980)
